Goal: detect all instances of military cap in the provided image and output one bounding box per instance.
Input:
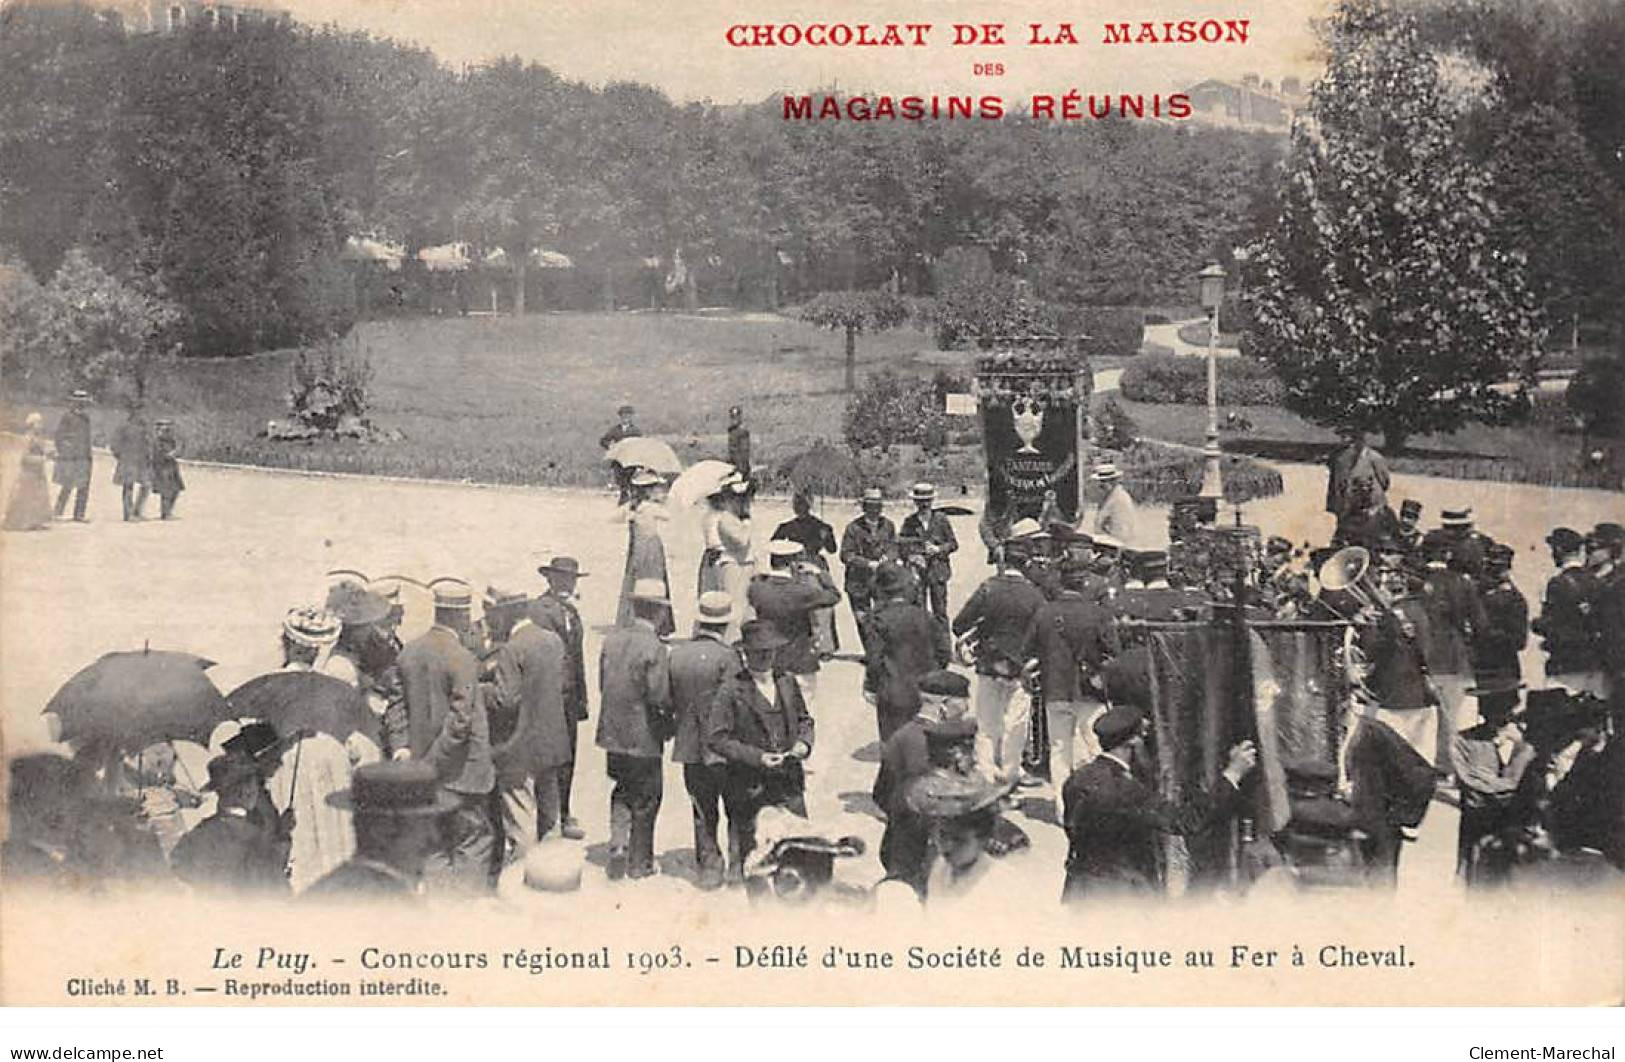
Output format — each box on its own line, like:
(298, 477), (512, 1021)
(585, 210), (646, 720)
(1441, 507), (1473, 527)
(1486, 543), (1515, 566)
(482, 583), (528, 610)
(325, 582), (392, 627)
(1092, 533), (1123, 555)
(1398, 498), (1422, 520)
(696, 591), (734, 624)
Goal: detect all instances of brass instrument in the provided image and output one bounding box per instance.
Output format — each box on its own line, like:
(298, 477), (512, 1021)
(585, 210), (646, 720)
(1313, 546), (1393, 625)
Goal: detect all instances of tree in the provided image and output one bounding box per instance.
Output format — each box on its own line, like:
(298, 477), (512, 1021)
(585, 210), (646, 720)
(1244, 0), (1546, 453)
(797, 289), (909, 392)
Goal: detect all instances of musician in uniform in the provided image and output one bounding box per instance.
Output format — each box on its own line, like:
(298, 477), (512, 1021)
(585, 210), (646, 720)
(1589, 524), (1625, 703)
(840, 488), (897, 646)
(530, 557), (590, 839)
(397, 578), (495, 891)
(862, 564), (950, 743)
(952, 529), (1047, 782)
(1533, 527), (1604, 697)
(1418, 535), (1488, 763)
(1395, 499), (1423, 557)
(898, 482), (958, 623)
(1438, 507), (1491, 587)
(748, 540), (841, 714)
(1473, 543), (1527, 685)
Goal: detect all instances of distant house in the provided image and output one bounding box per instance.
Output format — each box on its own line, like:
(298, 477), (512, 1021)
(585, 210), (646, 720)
(89, 0), (290, 33)
(1183, 73), (1305, 132)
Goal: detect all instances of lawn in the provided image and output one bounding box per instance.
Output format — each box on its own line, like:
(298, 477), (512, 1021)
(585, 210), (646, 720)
(4, 311), (992, 493)
(1105, 392), (1625, 491)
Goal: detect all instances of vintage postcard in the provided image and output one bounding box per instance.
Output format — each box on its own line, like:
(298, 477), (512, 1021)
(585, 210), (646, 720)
(1, 0), (1622, 1009)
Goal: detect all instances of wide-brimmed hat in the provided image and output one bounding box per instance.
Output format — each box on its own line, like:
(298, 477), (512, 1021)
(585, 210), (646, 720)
(904, 770), (1010, 819)
(283, 606), (341, 648)
(910, 482), (936, 502)
(627, 578), (669, 605)
(201, 754), (260, 794)
(537, 556), (588, 579)
(325, 582), (391, 627)
(738, 618), (789, 652)
(696, 591), (734, 625)
(326, 761), (460, 817)
(1092, 463), (1123, 482)
(428, 577), (474, 610)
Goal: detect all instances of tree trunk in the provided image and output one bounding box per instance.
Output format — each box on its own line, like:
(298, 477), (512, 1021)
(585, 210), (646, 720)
(603, 265), (616, 311)
(844, 326), (857, 392)
(683, 265), (699, 312)
(513, 256), (527, 317)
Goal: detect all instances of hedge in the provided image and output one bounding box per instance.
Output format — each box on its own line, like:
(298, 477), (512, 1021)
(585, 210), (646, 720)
(1115, 441), (1284, 505)
(1119, 352), (1285, 405)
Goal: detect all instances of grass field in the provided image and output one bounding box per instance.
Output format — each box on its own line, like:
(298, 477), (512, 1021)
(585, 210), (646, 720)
(1108, 393), (1625, 491)
(5, 312), (989, 491)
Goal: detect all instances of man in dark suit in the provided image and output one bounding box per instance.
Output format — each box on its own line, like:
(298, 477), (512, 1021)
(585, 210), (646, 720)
(872, 670), (974, 894)
(397, 578), (494, 892)
(1533, 528), (1603, 696)
(668, 591), (739, 889)
(862, 564), (951, 743)
(304, 762), (456, 901)
(840, 488), (898, 645)
(169, 756), (290, 895)
(1060, 707), (1256, 902)
(953, 529), (1047, 781)
(481, 584), (569, 866)
(530, 556), (590, 839)
(1023, 558), (1120, 813)
(52, 390), (93, 522)
(899, 482), (958, 622)
(599, 403), (641, 450)
(596, 578), (673, 880)
(110, 400), (151, 521)
(706, 619), (814, 882)
(748, 540), (841, 715)
(1324, 430), (1390, 525)
(1473, 543), (1527, 685)
(1590, 524), (1625, 703)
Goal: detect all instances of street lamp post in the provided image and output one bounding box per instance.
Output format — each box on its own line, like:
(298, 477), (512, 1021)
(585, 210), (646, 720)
(1197, 262), (1228, 500)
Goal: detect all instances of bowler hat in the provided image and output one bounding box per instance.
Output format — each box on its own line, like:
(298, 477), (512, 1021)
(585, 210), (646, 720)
(1592, 522), (1624, 545)
(1093, 706), (1145, 750)
(326, 761), (460, 816)
(538, 556), (588, 579)
(201, 754), (260, 793)
(1441, 507), (1473, 527)
(696, 591), (734, 624)
(738, 619), (789, 652)
(1546, 527), (1584, 553)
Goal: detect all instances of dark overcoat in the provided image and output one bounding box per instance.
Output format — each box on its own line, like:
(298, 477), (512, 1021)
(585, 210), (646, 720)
(397, 625), (494, 795)
(667, 629), (737, 765)
(528, 592), (589, 723)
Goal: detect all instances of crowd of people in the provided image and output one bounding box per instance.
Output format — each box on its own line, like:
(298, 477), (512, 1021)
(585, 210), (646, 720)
(4, 410), (1622, 909)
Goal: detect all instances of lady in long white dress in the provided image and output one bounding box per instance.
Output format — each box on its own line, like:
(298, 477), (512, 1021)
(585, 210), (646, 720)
(267, 730), (380, 893)
(716, 483), (755, 641)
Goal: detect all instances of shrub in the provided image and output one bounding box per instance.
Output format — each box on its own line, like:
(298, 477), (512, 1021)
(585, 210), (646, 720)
(1118, 441), (1284, 505)
(1567, 353), (1625, 437)
(284, 336), (375, 437)
(1079, 306), (1146, 359)
(1119, 353), (1285, 405)
(843, 370), (946, 453)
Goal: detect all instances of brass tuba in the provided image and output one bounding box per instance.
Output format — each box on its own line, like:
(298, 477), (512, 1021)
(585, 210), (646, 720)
(1314, 546), (1392, 624)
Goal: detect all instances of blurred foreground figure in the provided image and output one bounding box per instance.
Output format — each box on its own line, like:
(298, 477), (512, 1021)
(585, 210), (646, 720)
(305, 762), (458, 900)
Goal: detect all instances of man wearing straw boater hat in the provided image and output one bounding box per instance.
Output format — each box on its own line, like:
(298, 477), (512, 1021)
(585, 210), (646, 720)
(840, 486), (898, 648)
(530, 556), (590, 839)
(596, 577), (674, 880)
(669, 591), (739, 888)
(1091, 463), (1137, 543)
(1449, 679), (1534, 883)
(305, 761), (460, 899)
(52, 390), (93, 522)
(396, 577), (495, 891)
(899, 482), (958, 623)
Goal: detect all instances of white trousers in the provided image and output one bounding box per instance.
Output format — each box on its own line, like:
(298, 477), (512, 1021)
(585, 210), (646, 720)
(1046, 698), (1106, 797)
(974, 674), (1031, 775)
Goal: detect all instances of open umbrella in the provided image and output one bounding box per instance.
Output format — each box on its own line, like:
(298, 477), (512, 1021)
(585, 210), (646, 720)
(605, 436), (683, 476)
(226, 672), (376, 745)
(45, 650), (229, 750)
(669, 459), (740, 508)
(777, 443), (859, 498)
